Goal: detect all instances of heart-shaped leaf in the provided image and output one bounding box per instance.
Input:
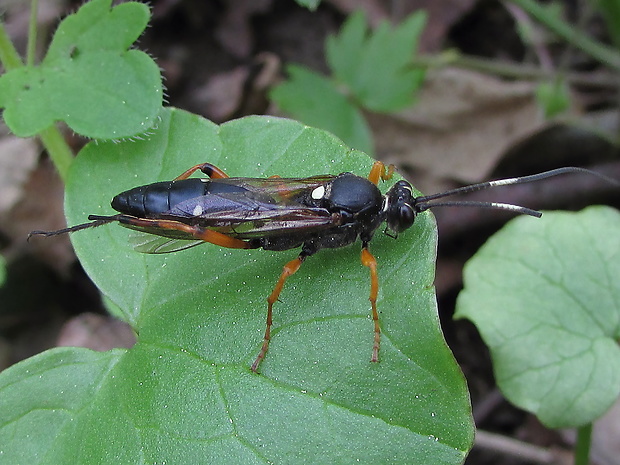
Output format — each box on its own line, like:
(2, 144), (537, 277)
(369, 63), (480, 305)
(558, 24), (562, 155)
(456, 207), (620, 428)
(0, 109), (473, 463)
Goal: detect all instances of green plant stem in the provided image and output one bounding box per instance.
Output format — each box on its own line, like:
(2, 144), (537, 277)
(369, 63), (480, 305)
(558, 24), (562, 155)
(1, 16), (73, 181)
(415, 52), (619, 89)
(508, 0), (620, 71)
(573, 423), (592, 465)
(0, 22), (23, 70)
(38, 126), (73, 182)
(27, 0), (39, 66)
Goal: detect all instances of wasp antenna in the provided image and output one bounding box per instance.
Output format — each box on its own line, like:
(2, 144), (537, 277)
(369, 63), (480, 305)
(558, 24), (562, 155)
(416, 167), (620, 204)
(28, 216), (119, 240)
(416, 201), (542, 218)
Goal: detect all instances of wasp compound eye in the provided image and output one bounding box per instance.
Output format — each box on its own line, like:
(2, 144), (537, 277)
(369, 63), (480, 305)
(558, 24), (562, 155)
(397, 204), (415, 232)
(386, 202), (415, 234)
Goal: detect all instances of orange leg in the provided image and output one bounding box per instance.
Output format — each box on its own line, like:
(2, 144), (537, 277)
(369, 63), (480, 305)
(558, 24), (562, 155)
(174, 162), (229, 181)
(113, 215), (252, 249)
(361, 247), (381, 363)
(367, 161), (394, 186)
(251, 254), (305, 372)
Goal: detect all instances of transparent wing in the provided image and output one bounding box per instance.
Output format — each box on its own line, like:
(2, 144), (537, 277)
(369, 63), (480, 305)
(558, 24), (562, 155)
(128, 231), (205, 254)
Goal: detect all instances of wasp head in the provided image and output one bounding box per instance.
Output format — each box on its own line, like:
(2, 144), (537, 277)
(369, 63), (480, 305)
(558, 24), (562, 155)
(383, 180), (416, 236)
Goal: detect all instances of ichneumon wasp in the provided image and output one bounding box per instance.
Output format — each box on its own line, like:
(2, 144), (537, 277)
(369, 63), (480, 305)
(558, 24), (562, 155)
(30, 161), (619, 372)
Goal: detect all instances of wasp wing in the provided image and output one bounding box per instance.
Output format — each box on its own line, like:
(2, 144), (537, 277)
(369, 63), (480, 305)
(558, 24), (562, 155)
(165, 191), (338, 238)
(212, 175), (335, 202)
(127, 175), (341, 253)
(128, 232), (206, 254)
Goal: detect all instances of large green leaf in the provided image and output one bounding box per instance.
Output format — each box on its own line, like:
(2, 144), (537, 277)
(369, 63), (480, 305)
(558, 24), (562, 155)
(0, 0), (161, 139)
(0, 349), (126, 463)
(0, 109), (473, 463)
(456, 207), (620, 428)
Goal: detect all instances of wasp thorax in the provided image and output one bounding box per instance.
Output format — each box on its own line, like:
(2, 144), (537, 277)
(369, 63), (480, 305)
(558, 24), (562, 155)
(325, 173), (383, 216)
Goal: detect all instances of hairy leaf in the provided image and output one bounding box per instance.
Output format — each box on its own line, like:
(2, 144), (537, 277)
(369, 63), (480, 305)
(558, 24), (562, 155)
(0, 0), (161, 139)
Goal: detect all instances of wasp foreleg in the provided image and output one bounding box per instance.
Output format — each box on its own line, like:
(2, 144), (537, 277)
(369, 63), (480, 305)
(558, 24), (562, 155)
(367, 161), (395, 186)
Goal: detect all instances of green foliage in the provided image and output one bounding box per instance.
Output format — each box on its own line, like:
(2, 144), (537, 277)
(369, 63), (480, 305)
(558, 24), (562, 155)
(294, 0), (321, 11)
(271, 11), (426, 154)
(0, 0), (161, 139)
(595, 0), (620, 48)
(0, 109), (474, 463)
(509, 0), (620, 71)
(514, 0), (564, 46)
(0, 255), (5, 286)
(455, 207), (620, 428)
(326, 11), (426, 112)
(535, 78), (570, 118)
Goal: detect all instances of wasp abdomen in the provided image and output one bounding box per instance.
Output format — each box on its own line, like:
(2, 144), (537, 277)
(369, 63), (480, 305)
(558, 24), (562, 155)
(112, 179), (211, 218)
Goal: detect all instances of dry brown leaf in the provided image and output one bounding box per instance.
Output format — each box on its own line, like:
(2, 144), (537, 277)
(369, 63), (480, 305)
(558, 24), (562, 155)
(200, 53), (281, 122)
(591, 397), (620, 465)
(3, 158), (75, 272)
(369, 67), (552, 185)
(561, 397), (620, 465)
(3, 0), (67, 51)
(409, 0), (478, 51)
(56, 313), (136, 351)
(215, 0), (272, 58)
(0, 134), (39, 214)
(199, 66), (251, 122)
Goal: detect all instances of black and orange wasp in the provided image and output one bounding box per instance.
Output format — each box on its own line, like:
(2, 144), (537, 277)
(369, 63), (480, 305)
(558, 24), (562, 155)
(30, 161), (618, 371)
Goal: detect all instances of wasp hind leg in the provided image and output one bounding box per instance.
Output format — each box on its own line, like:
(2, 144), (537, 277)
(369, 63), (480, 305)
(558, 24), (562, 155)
(361, 245), (381, 363)
(367, 161), (395, 186)
(251, 252), (308, 372)
(174, 162), (229, 181)
(28, 215), (120, 238)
